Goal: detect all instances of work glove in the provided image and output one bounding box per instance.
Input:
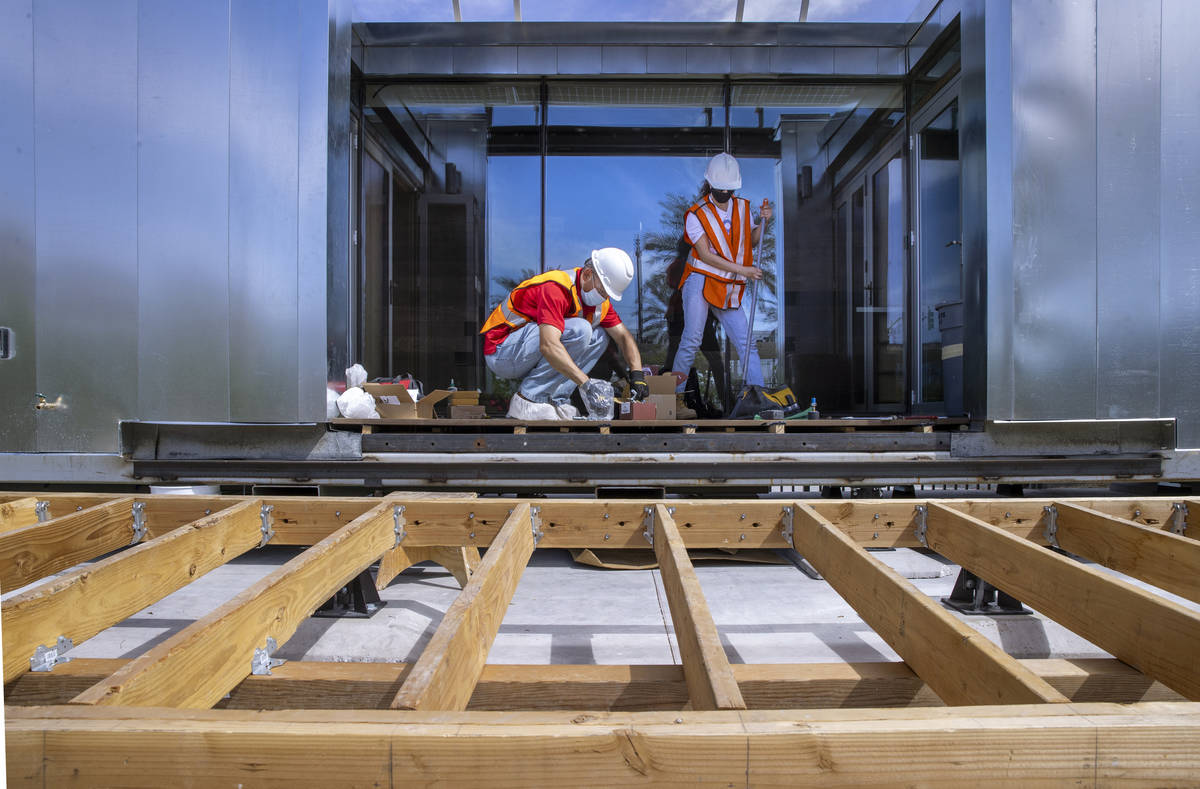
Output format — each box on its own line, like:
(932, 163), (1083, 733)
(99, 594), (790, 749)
(579, 378), (615, 421)
(629, 369), (649, 401)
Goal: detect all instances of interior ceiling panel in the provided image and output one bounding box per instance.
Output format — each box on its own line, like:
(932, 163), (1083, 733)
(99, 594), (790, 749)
(731, 83), (901, 108)
(547, 82), (725, 106)
(372, 82), (540, 106)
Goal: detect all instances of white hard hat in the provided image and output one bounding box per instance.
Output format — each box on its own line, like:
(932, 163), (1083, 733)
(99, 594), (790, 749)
(704, 152), (742, 190)
(589, 247), (634, 302)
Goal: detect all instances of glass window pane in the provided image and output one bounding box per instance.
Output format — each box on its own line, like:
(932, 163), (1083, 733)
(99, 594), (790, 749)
(871, 155), (905, 406)
(486, 156), (542, 310)
(917, 102), (961, 405)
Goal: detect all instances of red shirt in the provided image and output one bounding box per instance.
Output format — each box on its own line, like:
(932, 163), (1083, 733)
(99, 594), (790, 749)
(484, 269), (622, 355)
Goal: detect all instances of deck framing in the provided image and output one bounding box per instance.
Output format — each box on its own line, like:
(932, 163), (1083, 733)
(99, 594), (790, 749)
(3, 491), (1199, 786)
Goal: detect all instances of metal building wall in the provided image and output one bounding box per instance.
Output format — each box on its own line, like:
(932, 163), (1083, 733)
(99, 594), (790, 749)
(0, 0), (350, 452)
(972, 0), (1200, 447)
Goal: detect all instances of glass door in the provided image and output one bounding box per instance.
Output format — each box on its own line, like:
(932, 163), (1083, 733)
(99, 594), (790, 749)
(836, 135), (906, 413)
(912, 94), (962, 412)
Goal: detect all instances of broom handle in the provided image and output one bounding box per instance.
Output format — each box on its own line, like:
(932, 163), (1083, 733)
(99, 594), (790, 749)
(741, 199), (769, 384)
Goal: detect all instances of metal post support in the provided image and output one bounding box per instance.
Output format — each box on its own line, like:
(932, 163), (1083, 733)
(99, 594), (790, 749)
(941, 568), (1030, 616)
(313, 569), (388, 619)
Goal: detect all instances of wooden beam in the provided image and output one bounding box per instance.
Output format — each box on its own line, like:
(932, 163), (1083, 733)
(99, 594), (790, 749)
(376, 545), (479, 590)
(6, 657), (1181, 710)
(69, 501), (397, 708)
(8, 703), (1200, 787)
(791, 504), (1066, 705)
(0, 497), (138, 591)
(1048, 501), (1200, 604)
(651, 503), (746, 711)
(0, 497), (43, 533)
(925, 502), (1200, 700)
(391, 503), (536, 711)
(1, 500), (264, 684)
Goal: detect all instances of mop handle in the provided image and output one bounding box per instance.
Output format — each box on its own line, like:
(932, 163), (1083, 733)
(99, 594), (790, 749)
(741, 199), (769, 383)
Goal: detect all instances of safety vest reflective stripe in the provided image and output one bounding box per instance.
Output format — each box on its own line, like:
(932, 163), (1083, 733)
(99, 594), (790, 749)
(686, 196), (754, 283)
(480, 267), (609, 335)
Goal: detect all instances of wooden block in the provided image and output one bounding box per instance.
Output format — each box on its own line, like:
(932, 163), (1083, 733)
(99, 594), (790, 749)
(450, 405), (486, 419)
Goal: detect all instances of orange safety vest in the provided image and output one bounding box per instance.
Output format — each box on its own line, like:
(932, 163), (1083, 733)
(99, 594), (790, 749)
(480, 267), (611, 336)
(682, 195), (754, 309)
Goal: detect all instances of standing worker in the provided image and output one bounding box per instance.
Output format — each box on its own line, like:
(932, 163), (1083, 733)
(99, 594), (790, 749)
(672, 153), (773, 403)
(482, 248), (649, 420)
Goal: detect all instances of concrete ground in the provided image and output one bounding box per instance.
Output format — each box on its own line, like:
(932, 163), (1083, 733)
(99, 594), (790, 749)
(21, 539), (1196, 669)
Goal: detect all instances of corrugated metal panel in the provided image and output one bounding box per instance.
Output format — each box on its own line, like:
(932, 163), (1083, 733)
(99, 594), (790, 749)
(34, 0), (139, 451)
(136, 0), (231, 422)
(1096, 0), (1160, 418)
(228, 0), (300, 421)
(298, 0), (336, 419)
(326, 0), (354, 385)
(1010, 0), (1097, 419)
(0, 0), (37, 450)
(1161, 0), (1200, 448)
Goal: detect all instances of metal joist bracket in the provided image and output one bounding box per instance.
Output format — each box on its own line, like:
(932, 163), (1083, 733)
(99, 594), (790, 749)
(250, 637), (285, 675)
(30, 636), (74, 672)
(642, 505), (655, 546)
(1170, 502), (1188, 536)
(259, 504), (275, 548)
(130, 501), (147, 545)
(1043, 504), (1059, 549)
(781, 505), (795, 548)
(393, 504), (407, 548)
(35, 500), (51, 522)
(913, 505), (928, 548)
(530, 506), (544, 545)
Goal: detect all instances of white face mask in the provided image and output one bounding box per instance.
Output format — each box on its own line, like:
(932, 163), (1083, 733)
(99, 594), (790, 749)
(581, 286), (605, 306)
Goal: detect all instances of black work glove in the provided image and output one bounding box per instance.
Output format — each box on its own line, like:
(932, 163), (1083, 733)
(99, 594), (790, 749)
(629, 369), (649, 401)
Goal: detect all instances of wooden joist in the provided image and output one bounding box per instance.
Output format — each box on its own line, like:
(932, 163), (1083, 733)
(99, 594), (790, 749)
(925, 502), (1200, 701)
(1, 500), (264, 684)
(649, 504), (746, 711)
(1047, 500), (1200, 604)
(391, 503), (536, 711)
(791, 504), (1067, 705)
(6, 657), (1182, 710)
(0, 497), (138, 591)
(8, 703), (1200, 787)
(69, 501), (397, 708)
(0, 497), (43, 533)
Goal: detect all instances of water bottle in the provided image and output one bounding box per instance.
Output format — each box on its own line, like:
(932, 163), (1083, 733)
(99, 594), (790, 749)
(808, 397), (820, 420)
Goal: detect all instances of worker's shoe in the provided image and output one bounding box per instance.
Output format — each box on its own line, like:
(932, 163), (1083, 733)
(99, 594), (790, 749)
(552, 402), (580, 420)
(675, 393), (698, 420)
(507, 393), (559, 421)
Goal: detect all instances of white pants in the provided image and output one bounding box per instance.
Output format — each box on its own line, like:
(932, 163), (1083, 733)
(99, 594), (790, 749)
(671, 273), (763, 392)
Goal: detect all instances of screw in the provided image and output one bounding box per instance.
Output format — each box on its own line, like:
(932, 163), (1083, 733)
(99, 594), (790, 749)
(873, 532), (879, 539)
(739, 513), (746, 520)
(1005, 512), (1011, 518)
(1134, 509), (1142, 518)
(674, 718), (683, 724)
(469, 532), (475, 539)
(469, 512), (475, 519)
(668, 506), (676, 514)
(739, 533), (746, 541)
(604, 534), (610, 540)
(205, 509), (212, 515)
(603, 512), (610, 519)
(873, 513), (879, 520)
(335, 510), (341, 517)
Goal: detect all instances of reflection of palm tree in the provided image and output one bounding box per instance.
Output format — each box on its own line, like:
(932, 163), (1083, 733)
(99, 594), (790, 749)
(489, 267), (538, 311)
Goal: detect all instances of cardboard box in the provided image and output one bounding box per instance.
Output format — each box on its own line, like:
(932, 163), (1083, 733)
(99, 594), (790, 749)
(649, 393), (676, 421)
(362, 383), (453, 419)
(646, 374), (679, 395)
(617, 399), (656, 420)
(450, 404), (486, 419)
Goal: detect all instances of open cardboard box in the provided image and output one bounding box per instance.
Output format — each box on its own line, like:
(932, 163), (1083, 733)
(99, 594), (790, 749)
(362, 383), (454, 419)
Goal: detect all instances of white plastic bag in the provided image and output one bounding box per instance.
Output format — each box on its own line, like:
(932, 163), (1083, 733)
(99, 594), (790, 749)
(336, 386), (379, 419)
(325, 388), (341, 419)
(345, 363), (368, 389)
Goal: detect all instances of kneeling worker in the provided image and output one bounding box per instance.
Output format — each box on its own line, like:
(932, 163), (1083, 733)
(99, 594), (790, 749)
(482, 248), (648, 419)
